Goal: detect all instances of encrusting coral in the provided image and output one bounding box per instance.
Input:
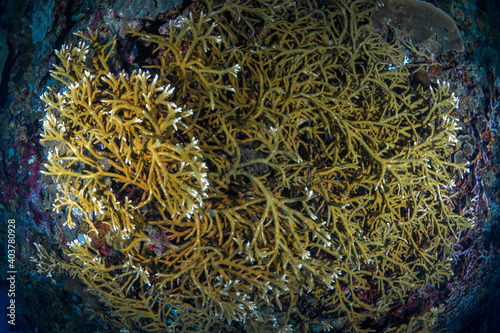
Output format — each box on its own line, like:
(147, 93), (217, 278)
(372, 0), (465, 52)
(33, 0), (472, 331)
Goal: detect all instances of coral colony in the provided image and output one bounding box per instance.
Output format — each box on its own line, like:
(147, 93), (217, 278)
(32, 0), (473, 331)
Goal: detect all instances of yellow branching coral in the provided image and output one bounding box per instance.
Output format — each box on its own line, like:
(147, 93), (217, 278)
(41, 65), (207, 236)
(34, 0), (471, 332)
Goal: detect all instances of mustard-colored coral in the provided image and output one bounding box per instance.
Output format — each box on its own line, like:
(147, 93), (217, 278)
(34, 0), (471, 332)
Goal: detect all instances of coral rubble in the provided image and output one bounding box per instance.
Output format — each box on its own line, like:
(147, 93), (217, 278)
(33, 0), (471, 331)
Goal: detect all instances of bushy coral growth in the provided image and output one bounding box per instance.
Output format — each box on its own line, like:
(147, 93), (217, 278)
(33, 0), (471, 331)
